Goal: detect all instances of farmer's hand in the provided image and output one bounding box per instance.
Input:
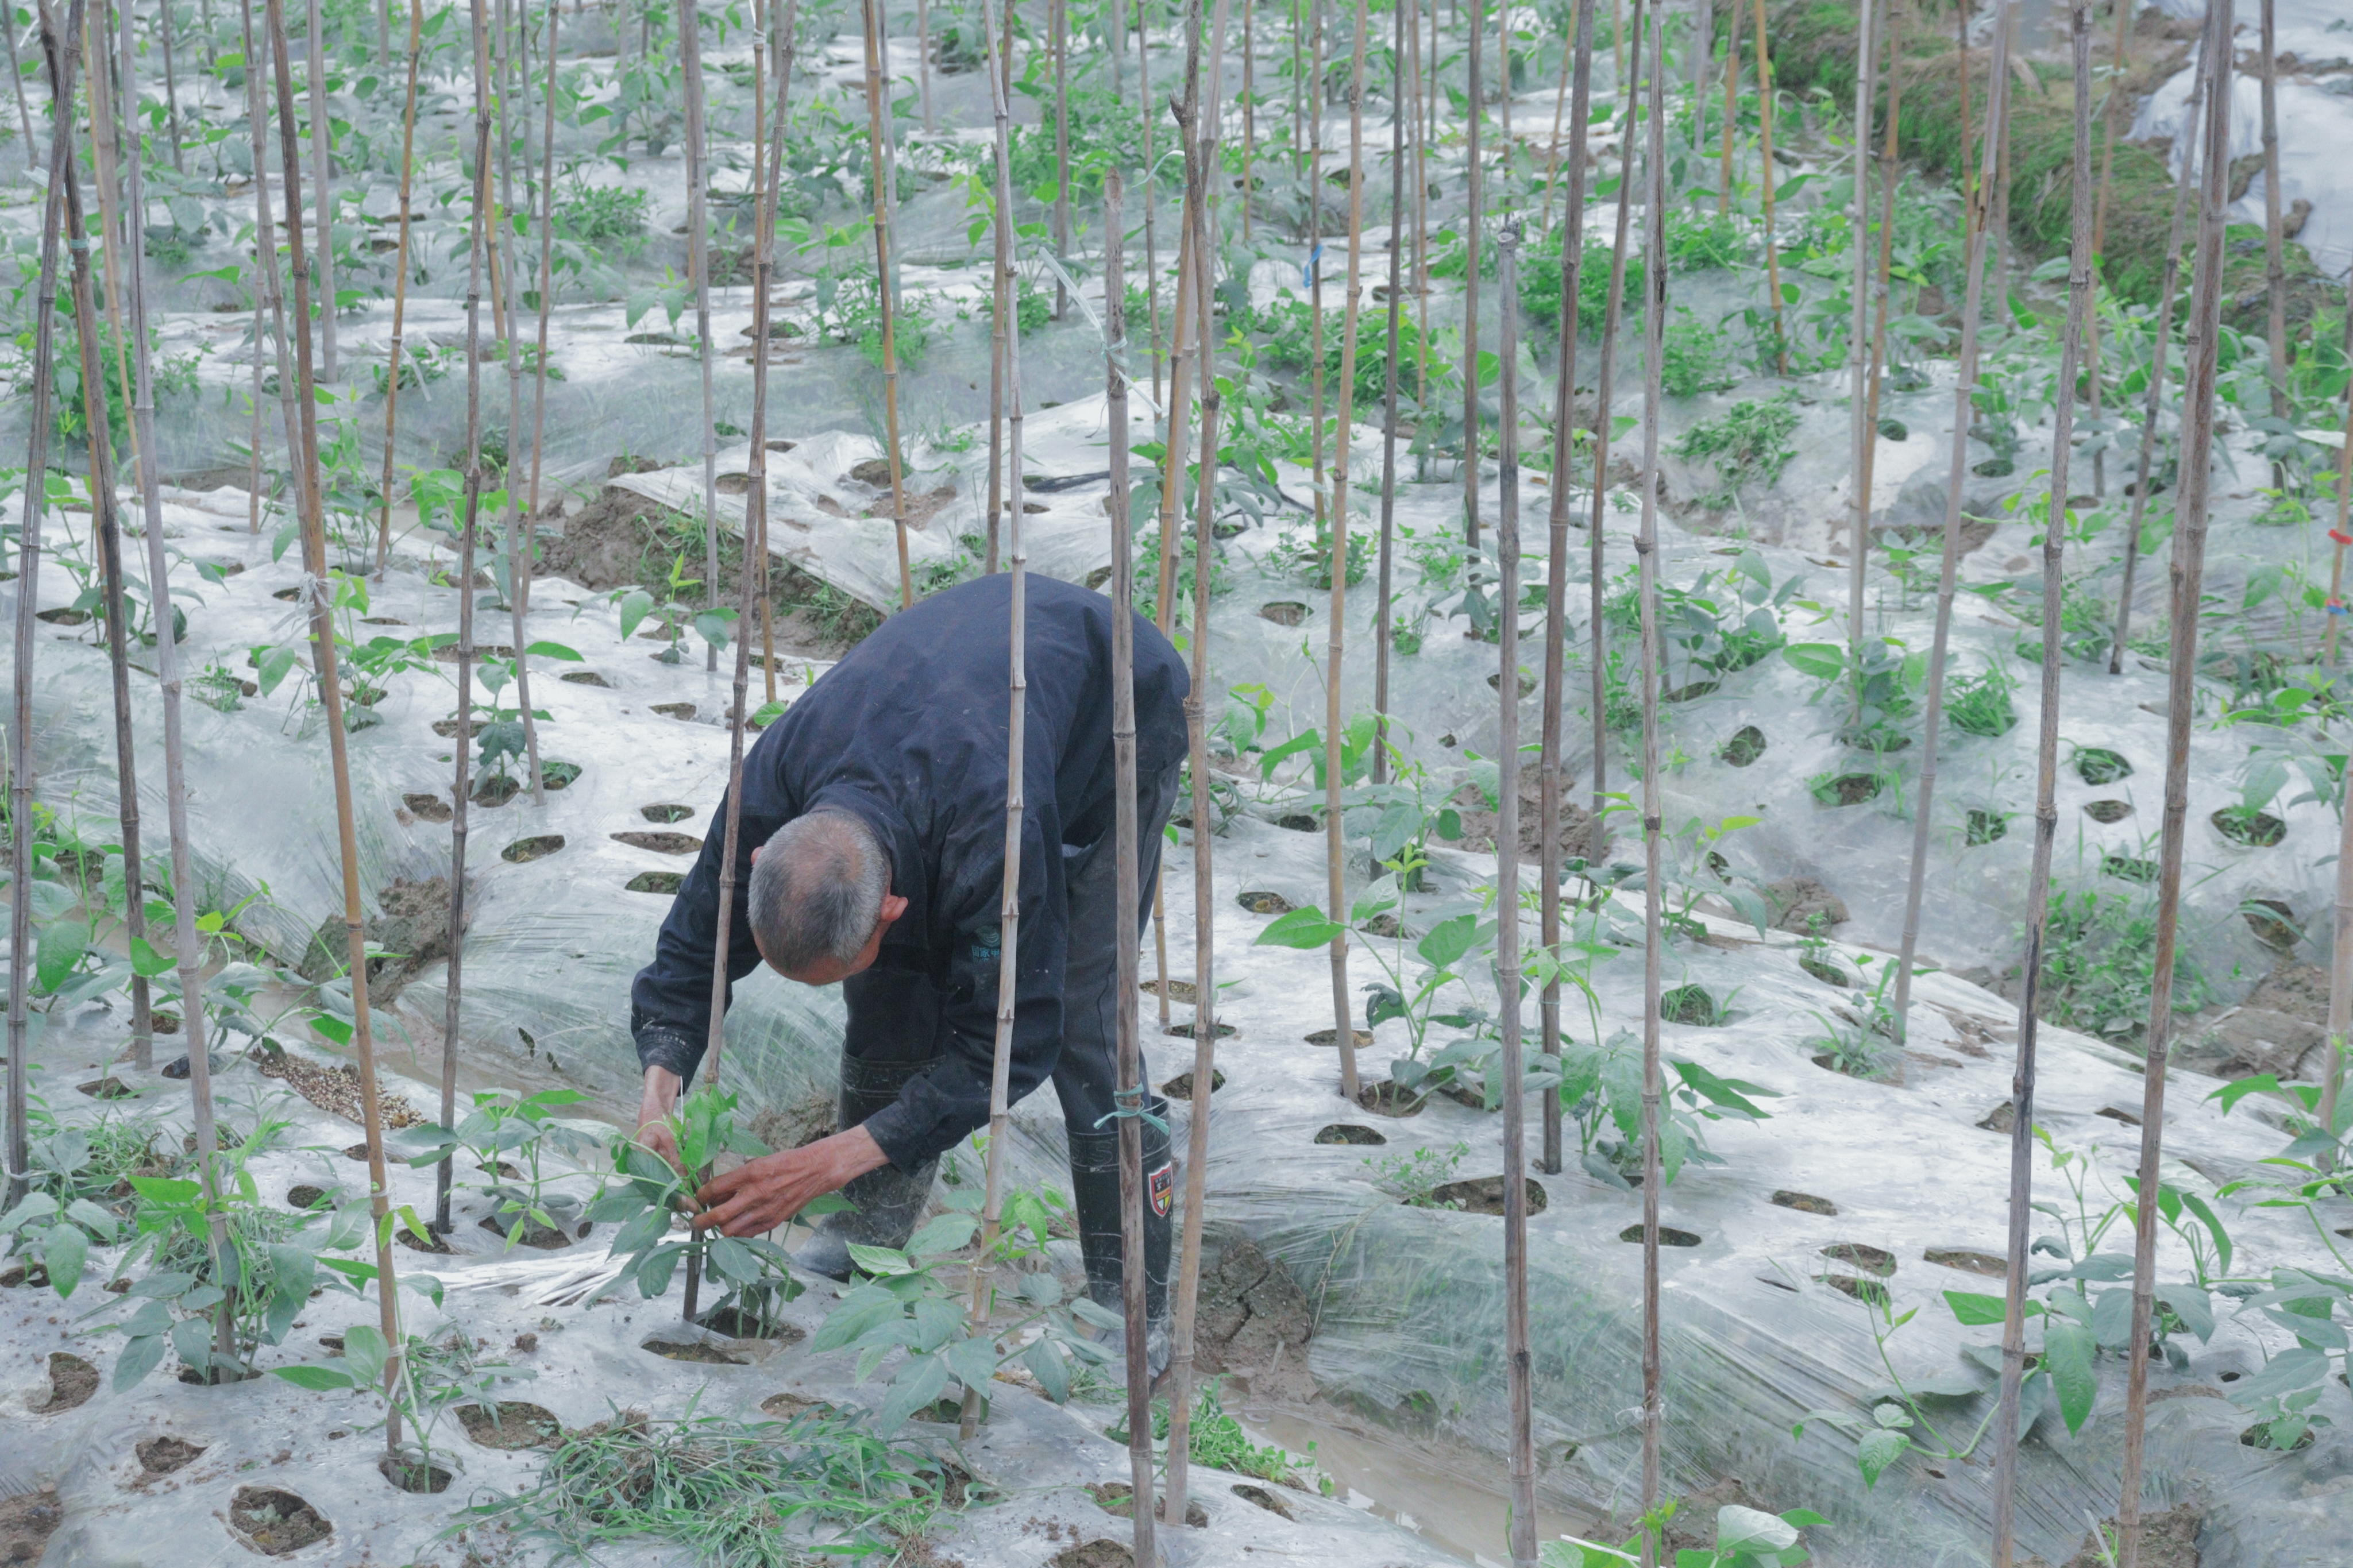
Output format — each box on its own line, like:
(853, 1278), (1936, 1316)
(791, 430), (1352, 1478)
(637, 1066), (685, 1179)
(692, 1125), (889, 1238)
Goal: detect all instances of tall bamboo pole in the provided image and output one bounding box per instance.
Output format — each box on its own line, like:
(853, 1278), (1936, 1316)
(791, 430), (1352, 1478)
(1584, 0), (1640, 831)
(528, 0), (560, 516)
(2115, 10), (2233, 1563)
(1538, 0), (1593, 1177)
(1372, 0), (1409, 780)
(2108, 24), (2206, 675)
(2086, 0), (2131, 500)
(1631, 3), (1667, 1551)
(242, 0), (271, 538)
(1749, 0), (1781, 372)
(677, 0), (723, 661)
(1843, 0), (1877, 685)
(83, 13), (145, 507)
(859, 0), (915, 611)
(437, 0), (499, 1238)
(1536, 5), (1571, 231)
(2257, 0), (2286, 477)
(1493, 217), (1537, 1568)
(265, 0), (404, 1443)
(2, 3), (36, 166)
(1887, 1), (2012, 1049)
(1854, 0), (1903, 597)
(964, 0), (1031, 1446)
(1160, 0), (1240, 1497)
(7, 0), (79, 1216)
(1988, 2), (2095, 1557)
(2327, 293), (2353, 673)
(1051, 0), (1068, 318)
(309, 0), (334, 378)
(1460, 0), (1483, 552)
(1240, 0), (1252, 238)
(1718, 0), (1735, 214)
(374, 0), (424, 577)
(916, 0), (933, 130)
(492, 0), (541, 801)
(156, 0), (179, 171)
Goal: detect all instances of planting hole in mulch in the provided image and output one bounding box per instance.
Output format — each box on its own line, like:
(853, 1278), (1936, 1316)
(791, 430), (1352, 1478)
(1664, 680), (1719, 704)
(457, 1400), (564, 1449)
(286, 1185), (329, 1210)
(2075, 747), (2133, 785)
(1259, 601), (1307, 626)
(228, 1486), (331, 1555)
(430, 716), (488, 738)
(650, 701), (697, 720)
(628, 870), (686, 894)
(1821, 1243), (1896, 1277)
(378, 1454), (452, 1494)
(1429, 1176), (1549, 1215)
(137, 1435), (206, 1474)
(612, 830), (703, 853)
(1812, 1052), (1893, 1080)
(342, 1143), (371, 1161)
(2240, 1423), (2317, 1452)
(1275, 812), (1320, 832)
(502, 835), (566, 863)
(1231, 1483), (1295, 1519)
(2084, 798), (2134, 823)
(1140, 978), (1195, 1002)
(1818, 773), (1882, 806)
(1315, 1123), (1387, 1145)
(1659, 984), (1728, 1025)
(1819, 1273), (1892, 1307)
(1486, 670), (1537, 698)
(402, 791), (453, 822)
(559, 670), (612, 686)
(1160, 1068), (1226, 1100)
(2243, 898), (2300, 951)
(1772, 1190), (1838, 1215)
(2, 1262), (50, 1288)
(36, 606), (91, 623)
(1977, 1100), (2018, 1133)
(1163, 1019), (1236, 1040)
(642, 803), (696, 822)
(2101, 853), (2157, 883)
(2097, 1106), (2143, 1127)
(395, 1226), (454, 1255)
(0, 1489), (63, 1565)
(79, 1077), (136, 1099)
(2212, 808), (2286, 847)
(1719, 725), (1768, 767)
(641, 1337), (743, 1365)
(1965, 809), (2010, 845)
(759, 1392), (838, 1419)
(1308, 1028), (1374, 1048)
(695, 1307), (809, 1343)
(1619, 1225), (1703, 1247)
(1050, 1541), (1133, 1568)
(1355, 1081), (1426, 1117)
(1236, 890), (1293, 914)
(35, 1351), (99, 1412)
(1087, 1481), (1208, 1526)
(1797, 956), (1851, 988)
(1926, 1248), (2008, 1276)
(472, 774), (523, 808)
(479, 1214), (576, 1249)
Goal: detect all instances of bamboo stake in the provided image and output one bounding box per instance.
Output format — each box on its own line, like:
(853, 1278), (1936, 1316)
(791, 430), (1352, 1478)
(1051, 0), (1068, 318)
(1241, 0), (1252, 238)
(1460, 0), (1482, 552)
(82, 13), (144, 508)
(1989, 2), (2096, 1557)
(859, 0), (915, 611)
(2, 3), (36, 166)
(1887, 0), (2012, 1051)
(677, 0), (722, 663)
(243, 0), (271, 537)
(157, 0), (179, 170)
(6, 0), (78, 1217)
(1539, 0), (1593, 1178)
(2115, 11), (2234, 1563)
(1853, 0), (1903, 600)
(1749, 0), (1781, 372)
(1493, 217), (1537, 1568)
(963, 0), (1031, 1448)
(1373, 0), (1409, 782)
(437, 0), (499, 1239)
(2327, 296), (2353, 672)
(375, 0), (425, 578)
(916, 0), (932, 130)
(1163, 0), (1239, 1504)
(528, 0), (560, 517)
(1631, 3), (1667, 1551)
(490, 0), (541, 801)
(1584, 0), (1640, 832)
(2108, 24), (2206, 675)
(1843, 0), (1876, 688)
(2086, 0), (2130, 500)
(1139, 0), (1161, 400)
(309, 0), (334, 378)
(265, 0), (404, 1442)
(1718, 0), (1735, 214)
(2257, 0), (2286, 480)
(1536, 5), (1571, 231)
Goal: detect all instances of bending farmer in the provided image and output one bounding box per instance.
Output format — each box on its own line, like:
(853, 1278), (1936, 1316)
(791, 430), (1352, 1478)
(629, 573), (1190, 1370)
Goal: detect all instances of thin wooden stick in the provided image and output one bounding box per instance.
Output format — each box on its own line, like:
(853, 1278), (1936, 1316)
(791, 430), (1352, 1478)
(1, 2), (36, 166)
(916, 0), (932, 130)
(243, 0), (271, 537)
(528, 0), (560, 517)
(1051, 0), (1069, 318)
(2086, 0), (2131, 500)
(489, 0), (542, 801)
(1494, 216), (1537, 1568)
(2326, 285), (2353, 674)
(679, 0), (722, 661)
(309, 0), (334, 378)
(1536, 3), (1572, 231)
(1843, 0), (1876, 692)
(1241, 0), (1252, 238)
(1460, 0), (1482, 553)
(1318, 0), (1363, 1106)
(2257, 0), (2286, 481)
(1585, 0), (1641, 832)
(1718, 0), (1735, 214)
(1888, 1), (2012, 1051)
(859, 0), (915, 611)
(2108, 23), (2205, 675)
(2116, 10), (2233, 1563)
(1539, 0), (1593, 1178)
(1990, 2), (2096, 1557)
(265, 0), (404, 1443)
(1749, 0), (1781, 373)
(7, 0), (79, 1217)
(1631, 6), (1667, 1554)
(964, 0), (1030, 1445)
(156, 0), (179, 170)
(1373, 0), (1410, 782)
(375, 0), (425, 577)
(1854, 0), (1903, 605)
(82, 14), (145, 512)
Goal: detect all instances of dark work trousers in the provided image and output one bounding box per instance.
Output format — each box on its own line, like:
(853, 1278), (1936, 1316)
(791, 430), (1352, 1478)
(836, 756), (1181, 1207)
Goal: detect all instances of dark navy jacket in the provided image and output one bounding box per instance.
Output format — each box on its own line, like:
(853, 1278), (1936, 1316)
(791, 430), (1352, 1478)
(629, 574), (1190, 1169)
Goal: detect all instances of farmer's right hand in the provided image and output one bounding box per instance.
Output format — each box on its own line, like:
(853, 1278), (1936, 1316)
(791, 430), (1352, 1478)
(637, 1065), (685, 1180)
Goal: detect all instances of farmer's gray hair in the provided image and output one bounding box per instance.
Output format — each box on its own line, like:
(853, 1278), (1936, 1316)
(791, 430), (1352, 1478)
(749, 812), (888, 974)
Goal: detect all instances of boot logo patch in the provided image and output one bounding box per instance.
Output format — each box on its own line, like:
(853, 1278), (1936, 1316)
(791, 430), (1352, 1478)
(1148, 1161), (1175, 1217)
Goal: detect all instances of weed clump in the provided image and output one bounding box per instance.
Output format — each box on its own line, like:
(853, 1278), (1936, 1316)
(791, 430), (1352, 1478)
(1676, 393), (1802, 509)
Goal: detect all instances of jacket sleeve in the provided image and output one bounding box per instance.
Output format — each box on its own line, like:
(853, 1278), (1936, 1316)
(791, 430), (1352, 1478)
(857, 811), (1066, 1169)
(628, 786), (772, 1087)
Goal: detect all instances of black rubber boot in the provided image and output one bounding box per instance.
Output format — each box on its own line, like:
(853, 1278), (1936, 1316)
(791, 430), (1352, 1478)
(1066, 1102), (1174, 1382)
(790, 1055), (941, 1283)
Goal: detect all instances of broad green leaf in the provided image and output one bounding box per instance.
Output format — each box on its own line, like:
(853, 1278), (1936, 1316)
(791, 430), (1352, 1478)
(1716, 1503), (1803, 1551)
(1023, 1336), (1070, 1403)
(909, 1294), (963, 1353)
(810, 1290), (900, 1354)
(1782, 642), (1846, 681)
(1252, 906), (1345, 949)
(846, 1243), (916, 1277)
(1415, 913), (1479, 972)
(907, 1214), (978, 1257)
(343, 1323), (389, 1387)
(944, 1331), (1000, 1392)
(271, 1363), (356, 1391)
(43, 1223), (87, 1297)
(874, 1353), (951, 1432)
(2045, 1320), (2099, 1435)
(113, 1333), (168, 1392)
(523, 640), (584, 661)
(1944, 1290), (2029, 1326)
(34, 918), (90, 994)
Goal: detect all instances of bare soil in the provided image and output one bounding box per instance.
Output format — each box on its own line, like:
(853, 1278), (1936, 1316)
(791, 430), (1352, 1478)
(1048, 1540), (1132, 1567)
(228, 1486), (331, 1554)
(1085, 1482), (1206, 1527)
(136, 1435), (206, 1474)
(457, 1400), (565, 1449)
(1448, 778), (1604, 866)
(1429, 1176), (1549, 1216)
(0, 1489), (63, 1565)
(35, 1351), (98, 1412)
(1191, 1236), (1318, 1405)
(258, 1053), (422, 1129)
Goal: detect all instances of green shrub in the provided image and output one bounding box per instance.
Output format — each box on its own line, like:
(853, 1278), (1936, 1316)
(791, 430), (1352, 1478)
(1675, 392), (1802, 508)
(1661, 309), (1740, 398)
(1518, 228), (1645, 337)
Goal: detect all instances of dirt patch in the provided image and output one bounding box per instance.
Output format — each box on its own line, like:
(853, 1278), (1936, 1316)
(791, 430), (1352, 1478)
(641, 803), (696, 823)
(1086, 1481), (1206, 1526)
(34, 1351), (98, 1412)
(760, 1391), (839, 1419)
(457, 1400), (565, 1449)
(228, 1486), (331, 1554)
(749, 1086), (838, 1153)
(560, 670), (612, 686)
(1306, 1028), (1372, 1048)
(378, 1454), (452, 1493)
(286, 1184), (329, 1210)
(1236, 890), (1293, 914)
(2028, 1503), (2201, 1568)
(2243, 961), (2329, 1027)
(1660, 1477), (1773, 1558)
(1141, 978), (1195, 1002)
(502, 834), (566, 863)
(1192, 1235), (1319, 1405)
(628, 871), (686, 894)
(1618, 1225), (1703, 1247)
(297, 875), (466, 1006)
(1448, 778), (1604, 866)
(696, 1307), (809, 1343)
(258, 1053), (422, 1129)
(1259, 601), (1308, 626)
(0, 1489), (63, 1565)
(613, 830), (703, 853)
(137, 1435), (206, 1474)
(1159, 1068), (1225, 1100)
(78, 1077), (136, 1100)
(1429, 1176), (1549, 1215)
(2084, 798), (2134, 823)
(479, 1213), (578, 1249)
(1764, 876), (1848, 936)
(1048, 1542), (1132, 1568)
(1926, 1248), (2007, 1276)
(1162, 1020), (1235, 1040)
(402, 790), (453, 822)
(1353, 1082), (1425, 1117)
(1314, 1123), (1387, 1145)
(1719, 725), (1767, 766)
(641, 1337), (743, 1365)
(1771, 1190), (1837, 1215)
(1821, 1242), (1895, 1277)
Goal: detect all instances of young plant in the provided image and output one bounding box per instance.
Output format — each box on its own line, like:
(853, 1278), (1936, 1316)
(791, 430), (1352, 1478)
(1365, 1141), (1470, 1208)
(275, 1318), (537, 1489)
(615, 553), (734, 664)
(398, 1088), (601, 1248)
(1554, 1030), (1779, 1188)
(1675, 392), (1803, 509)
(1545, 1503), (1827, 1567)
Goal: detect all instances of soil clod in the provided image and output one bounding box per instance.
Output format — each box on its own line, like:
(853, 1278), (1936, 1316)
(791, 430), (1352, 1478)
(1236, 890), (1294, 914)
(137, 1435), (205, 1474)
(641, 1337), (743, 1365)
(1160, 1068), (1226, 1100)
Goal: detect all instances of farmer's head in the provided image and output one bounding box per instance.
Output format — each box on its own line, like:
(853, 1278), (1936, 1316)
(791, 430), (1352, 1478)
(747, 812), (905, 984)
